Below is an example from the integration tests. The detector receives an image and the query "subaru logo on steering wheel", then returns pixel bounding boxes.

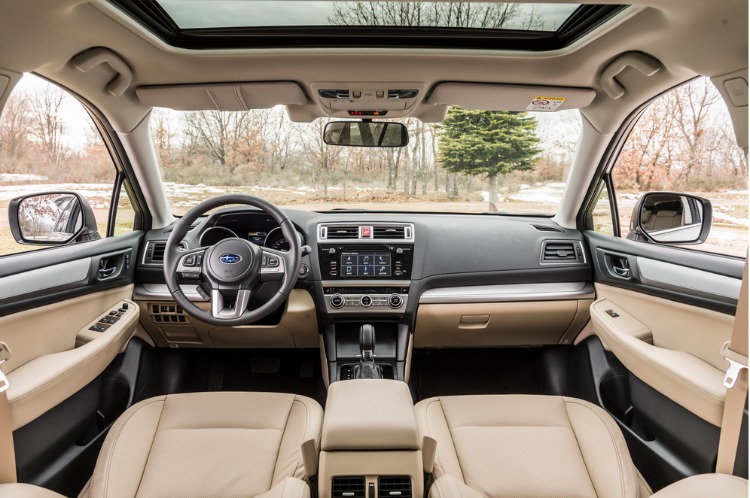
[219,253,242,264]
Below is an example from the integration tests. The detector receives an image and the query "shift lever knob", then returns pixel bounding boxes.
[360,324,375,361]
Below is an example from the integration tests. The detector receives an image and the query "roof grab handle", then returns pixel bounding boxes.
[71,47,133,97]
[600,52,662,100]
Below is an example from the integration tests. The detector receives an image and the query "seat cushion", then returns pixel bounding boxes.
[85,392,323,498]
[415,395,641,498]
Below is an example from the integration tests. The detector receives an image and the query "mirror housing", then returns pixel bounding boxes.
[627,192,712,244]
[8,192,101,245]
[323,121,408,147]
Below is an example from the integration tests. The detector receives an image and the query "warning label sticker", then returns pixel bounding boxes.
[525,96,567,112]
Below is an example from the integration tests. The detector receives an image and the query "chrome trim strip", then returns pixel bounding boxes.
[418,282,595,304]
[322,280,411,287]
[0,258,91,300]
[133,283,209,301]
[637,257,741,301]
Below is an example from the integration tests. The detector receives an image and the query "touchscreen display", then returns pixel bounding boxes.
[340,252,391,277]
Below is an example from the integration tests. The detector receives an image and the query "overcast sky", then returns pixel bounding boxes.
[159,1,578,30]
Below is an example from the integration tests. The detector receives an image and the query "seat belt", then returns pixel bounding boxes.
[0,341,16,483]
[717,258,748,475]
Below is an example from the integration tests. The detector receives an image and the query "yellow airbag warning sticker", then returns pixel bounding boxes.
[526,96,567,112]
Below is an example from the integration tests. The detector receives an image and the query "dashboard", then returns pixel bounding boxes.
[136,206,593,340]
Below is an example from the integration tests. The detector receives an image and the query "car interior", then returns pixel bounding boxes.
[0,0,748,497]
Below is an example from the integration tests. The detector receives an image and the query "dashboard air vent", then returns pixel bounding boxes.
[373,226,406,239]
[378,476,411,498]
[531,224,563,233]
[143,241,166,264]
[325,226,360,239]
[541,240,584,264]
[163,224,197,234]
[332,476,365,498]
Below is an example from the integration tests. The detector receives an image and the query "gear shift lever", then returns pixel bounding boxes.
[354,324,382,379]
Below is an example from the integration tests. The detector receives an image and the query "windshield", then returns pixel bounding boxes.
[152,107,581,215]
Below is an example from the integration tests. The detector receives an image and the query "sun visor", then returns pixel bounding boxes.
[426,83,596,111]
[136,82,307,111]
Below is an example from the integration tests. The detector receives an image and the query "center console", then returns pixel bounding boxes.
[317,223,415,383]
[319,379,425,498]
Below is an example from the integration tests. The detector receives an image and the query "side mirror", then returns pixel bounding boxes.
[8,192,100,245]
[323,121,408,147]
[627,192,712,244]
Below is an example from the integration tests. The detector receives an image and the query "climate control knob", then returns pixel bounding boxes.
[360,295,372,307]
[330,293,345,309]
[388,293,404,309]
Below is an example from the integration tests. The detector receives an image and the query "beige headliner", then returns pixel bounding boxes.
[0,0,746,135]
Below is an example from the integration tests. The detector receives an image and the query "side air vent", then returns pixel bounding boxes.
[325,226,360,239]
[143,241,166,265]
[373,226,406,239]
[541,240,585,264]
[378,476,412,498]
[332,476,365,498]
[531,224,564,233]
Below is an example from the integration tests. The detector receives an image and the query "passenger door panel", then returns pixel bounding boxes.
[583,230,746,488]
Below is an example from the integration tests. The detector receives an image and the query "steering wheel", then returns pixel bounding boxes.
[163,194,300,326]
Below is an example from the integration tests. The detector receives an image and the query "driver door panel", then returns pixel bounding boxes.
[0,232,142,430]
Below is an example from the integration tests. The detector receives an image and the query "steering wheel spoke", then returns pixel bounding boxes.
[210,287,252,320]
[176,247,209,280]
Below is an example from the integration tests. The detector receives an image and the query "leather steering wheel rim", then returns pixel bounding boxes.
[163,194,300,326]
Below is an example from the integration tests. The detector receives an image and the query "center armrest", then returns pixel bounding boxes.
[322,379,419,451]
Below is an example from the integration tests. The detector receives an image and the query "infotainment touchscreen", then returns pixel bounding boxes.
[340,252,391,277]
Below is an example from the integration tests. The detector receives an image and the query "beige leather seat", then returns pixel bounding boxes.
[78,391,324,498]
[415,395,647,498]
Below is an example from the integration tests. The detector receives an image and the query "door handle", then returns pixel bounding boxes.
[612,265,631,278]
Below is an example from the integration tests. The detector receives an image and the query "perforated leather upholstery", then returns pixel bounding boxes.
[83,392,323,498]
[416,395,644,498]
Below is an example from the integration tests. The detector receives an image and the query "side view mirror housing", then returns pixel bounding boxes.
[627,192,712,244]
[323,121,408,147]
[8,192,101,246]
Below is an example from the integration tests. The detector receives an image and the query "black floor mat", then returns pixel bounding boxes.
[411,348,568,401]
[157,348,327,407]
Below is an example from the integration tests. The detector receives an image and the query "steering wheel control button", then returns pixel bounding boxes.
[388,294,404,308]
[267,256,280,267]
[360,295,373,307]
[330,294,345,308]
[180,272,201,280]
[183,255,196,266]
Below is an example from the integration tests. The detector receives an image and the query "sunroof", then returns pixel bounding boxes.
[158,1,578,31]
[110,0,628,51]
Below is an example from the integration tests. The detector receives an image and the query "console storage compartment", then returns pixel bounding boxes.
[319,379,423,498]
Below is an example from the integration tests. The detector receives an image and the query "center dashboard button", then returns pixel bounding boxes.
[360,295,372,307]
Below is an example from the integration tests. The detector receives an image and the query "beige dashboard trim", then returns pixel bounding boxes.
[135,289,318,348]
[414,299,591,347]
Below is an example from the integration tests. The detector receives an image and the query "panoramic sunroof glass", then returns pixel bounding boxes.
[157,1,580,32]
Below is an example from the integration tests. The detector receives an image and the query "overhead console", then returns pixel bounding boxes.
[317,223,414,314]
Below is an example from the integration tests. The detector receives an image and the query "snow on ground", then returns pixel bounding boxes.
[713,211,750,227]
[0,174,49,182]
[0,183,113,205]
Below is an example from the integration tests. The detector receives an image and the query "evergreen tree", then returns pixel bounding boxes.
[439,108,540,208]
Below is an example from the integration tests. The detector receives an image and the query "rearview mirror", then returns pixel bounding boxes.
[8,192,101,245]
[323,121,408,147]
[627,192,712,244]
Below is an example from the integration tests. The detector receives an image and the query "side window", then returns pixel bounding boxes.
[0,74,124,256]
[591,182,615,236]
[611,77,748,257]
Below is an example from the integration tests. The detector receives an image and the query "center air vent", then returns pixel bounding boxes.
[373,226,405,239]
[541,240,585,264]
[332,476,365,498]
[318,223,414,243]
[378,476,411,498]
[324,226,360,239]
